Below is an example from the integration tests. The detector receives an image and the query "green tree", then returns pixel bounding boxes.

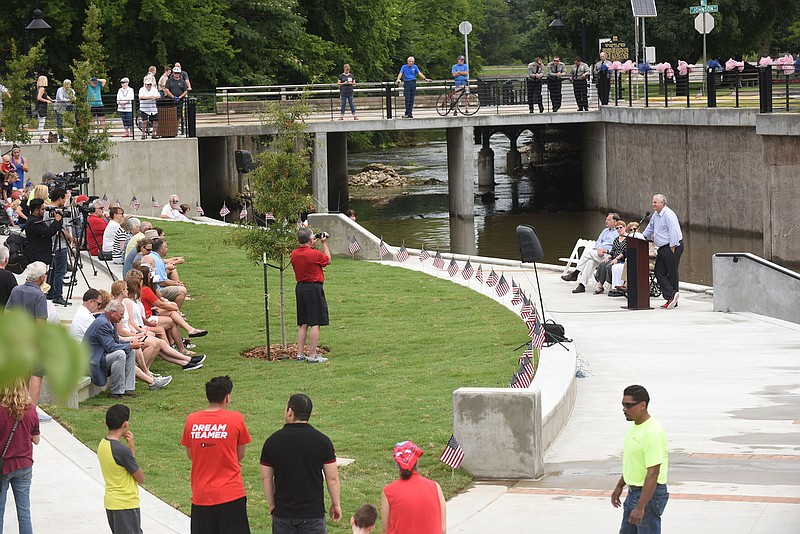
[0,310,87,400]
[232,96,315,348]
[0,43,44,144]
[56,3,113,173]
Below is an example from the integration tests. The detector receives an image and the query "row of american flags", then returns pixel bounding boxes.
[95,194,207,217]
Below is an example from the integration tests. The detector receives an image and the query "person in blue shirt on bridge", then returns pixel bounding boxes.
[643,194,683,309]
[395,57,430,119]
[452,55,469,88]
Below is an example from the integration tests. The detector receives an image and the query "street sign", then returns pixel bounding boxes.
[694,13,715,34]
[690,5,718,14]
[458,21,473,35]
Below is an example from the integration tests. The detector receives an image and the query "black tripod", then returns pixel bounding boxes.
[64,207,116,301]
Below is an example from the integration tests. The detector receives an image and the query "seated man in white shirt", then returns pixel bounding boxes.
[160,194,182,219]
[561,212,621,293]
[70,288,103,341]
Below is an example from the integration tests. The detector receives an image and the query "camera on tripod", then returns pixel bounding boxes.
[45,168,90,196]
[45,206,72,218]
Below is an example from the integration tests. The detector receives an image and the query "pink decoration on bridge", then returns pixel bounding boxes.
[620,60,635,72]
[758,56,773,67]
[774,54,795,75]
[610,61,623,71]
[725,58,745,72]
[677,60,695,76]
[655,62,674,79]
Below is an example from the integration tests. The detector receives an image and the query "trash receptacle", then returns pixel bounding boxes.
[157,99,178,138]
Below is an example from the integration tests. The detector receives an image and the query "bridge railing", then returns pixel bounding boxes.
[209,63,800,123]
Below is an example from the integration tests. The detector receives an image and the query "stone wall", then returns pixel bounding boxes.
[582,108,800,264]
[0,139,200,212]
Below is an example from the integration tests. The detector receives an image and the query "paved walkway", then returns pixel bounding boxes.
[391,260,800,533]
[3,247,799,532]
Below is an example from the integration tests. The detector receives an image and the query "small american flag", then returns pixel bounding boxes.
[476,265,483,283]
[447,257,458,277]
[239,204,248,219]
[530,319,546,350]
[195,202,204,216]
[496,275,510,296]
[419,247,431,262]
[379,238,389,259]
[462,259,474,280]
[511,281,522,305]
[513,362,533,387]
[433,251,444,270]
[520,354,535,377]
[486,269,498,287]
[129,195,140,211]
[348,236,361,255]
[520,346,534,363]
[113,199,121,208]
[151,196,160,208]
[395,245,409,262]
[265,212,275,221]
[101,194,109,209]
[510,374,526,389]
[439,435,464,469]
[219,202,230,217]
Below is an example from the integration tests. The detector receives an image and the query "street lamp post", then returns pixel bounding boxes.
[23,6,51,54]
[550,12,588,62]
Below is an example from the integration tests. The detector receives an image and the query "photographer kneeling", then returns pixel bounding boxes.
[26,193,74,306]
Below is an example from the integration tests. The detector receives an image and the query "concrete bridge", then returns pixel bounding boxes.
[4,103,799,265]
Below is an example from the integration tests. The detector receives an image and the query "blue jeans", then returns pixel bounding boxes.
[403,80,417,116]
[340,94,355,116]
[620,484,669,534]
[47,247,68,299]
[120,111,133,129]
[0,466,34,534]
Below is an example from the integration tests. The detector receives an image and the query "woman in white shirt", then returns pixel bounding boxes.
[55,79,75,142]
[102,207,124,260]
[116,77,134,138]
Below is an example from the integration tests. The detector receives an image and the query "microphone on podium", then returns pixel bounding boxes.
[631,212,650,236]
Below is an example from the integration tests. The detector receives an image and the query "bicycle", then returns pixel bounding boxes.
[436,84,481,116]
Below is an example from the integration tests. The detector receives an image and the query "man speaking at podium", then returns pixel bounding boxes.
[643,194,683,309]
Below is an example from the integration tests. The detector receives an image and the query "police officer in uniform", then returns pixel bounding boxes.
[571,57,591,111]
[546,56,566,112]
[526,57,545,113]
[594,51,613,105]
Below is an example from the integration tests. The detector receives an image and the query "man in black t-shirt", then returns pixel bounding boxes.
[164,67,189,133]
[0,246,18,306]
[260,394,342,533]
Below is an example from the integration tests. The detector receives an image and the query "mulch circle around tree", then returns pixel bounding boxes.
[243,344,330,362]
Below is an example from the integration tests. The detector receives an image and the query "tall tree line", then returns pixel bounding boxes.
[2,0,798,90]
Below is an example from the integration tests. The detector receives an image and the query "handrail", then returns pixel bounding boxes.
[714,253,800,281]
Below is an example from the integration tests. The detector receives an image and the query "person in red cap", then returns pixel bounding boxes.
[380,440,446,534]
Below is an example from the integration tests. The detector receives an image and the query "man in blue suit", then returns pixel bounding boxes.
[84,300,144,398]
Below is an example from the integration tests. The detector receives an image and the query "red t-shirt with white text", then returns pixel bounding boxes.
[181,409,252,505]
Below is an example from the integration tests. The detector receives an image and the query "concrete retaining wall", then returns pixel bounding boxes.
[453,388,544,479]
[583,108,800,265]
[713,253,800,325]
[0,139,201,213]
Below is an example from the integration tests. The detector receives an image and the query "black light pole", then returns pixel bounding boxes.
[23,5,51,54]
[579,19,587,62]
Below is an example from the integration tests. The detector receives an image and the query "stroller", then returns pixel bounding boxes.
[0,205,11,236]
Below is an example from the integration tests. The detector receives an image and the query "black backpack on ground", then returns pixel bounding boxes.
[5,233,28,274]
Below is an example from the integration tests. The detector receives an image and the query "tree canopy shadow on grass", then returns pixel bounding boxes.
[47,221,524,532]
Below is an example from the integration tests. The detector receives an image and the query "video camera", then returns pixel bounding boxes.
[314,232,330,239]
[45,168,90,196]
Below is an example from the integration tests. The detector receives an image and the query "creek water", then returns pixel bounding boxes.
[346,133,763,286]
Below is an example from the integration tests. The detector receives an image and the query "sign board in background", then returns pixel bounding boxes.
[601,36,630,62]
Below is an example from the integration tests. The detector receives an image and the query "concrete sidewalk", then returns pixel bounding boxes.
[389,259,800,533]
[3,250,798,533]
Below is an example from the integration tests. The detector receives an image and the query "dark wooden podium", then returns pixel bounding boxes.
[624,236,651,310]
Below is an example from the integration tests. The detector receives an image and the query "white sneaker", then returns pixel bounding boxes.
[149,375,173,390]
[295,355,307,362]
[306,355,329,363]
[36,407,52,423]
[667,292,679,308]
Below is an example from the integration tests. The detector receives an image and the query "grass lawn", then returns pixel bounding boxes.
[47,221,527,532]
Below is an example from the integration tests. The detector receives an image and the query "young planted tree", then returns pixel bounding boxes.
[233,95,315,349]
[0,43,44,144]
[56,2,113,173]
